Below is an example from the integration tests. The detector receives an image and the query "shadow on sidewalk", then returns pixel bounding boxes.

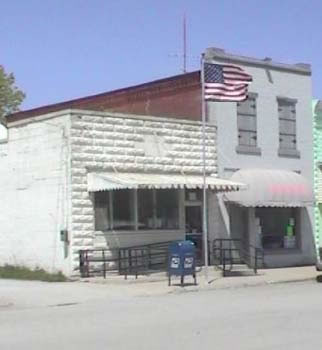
[222,271,258,277]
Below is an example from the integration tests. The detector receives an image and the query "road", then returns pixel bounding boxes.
[0,279,322,349]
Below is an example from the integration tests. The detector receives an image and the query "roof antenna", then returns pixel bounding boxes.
[183,12,187,73]
[168,12,190,73]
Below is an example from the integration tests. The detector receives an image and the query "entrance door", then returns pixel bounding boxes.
[241,208,251,265]
[229,205,249,262]
[185,205,203,261]
[241,207,250,252]
[230,205,249,247]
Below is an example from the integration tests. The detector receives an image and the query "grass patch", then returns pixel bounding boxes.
[0,265,67,282]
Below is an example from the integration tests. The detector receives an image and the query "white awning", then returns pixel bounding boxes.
[87,172,246,192]
[225,168,314,207]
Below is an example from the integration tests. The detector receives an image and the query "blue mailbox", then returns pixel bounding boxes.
[168,240,197,286]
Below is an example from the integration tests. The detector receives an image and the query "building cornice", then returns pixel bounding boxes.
[205,48,311,75]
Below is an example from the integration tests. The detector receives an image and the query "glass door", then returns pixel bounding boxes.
[185,189,203,261]
[185,205,203,261]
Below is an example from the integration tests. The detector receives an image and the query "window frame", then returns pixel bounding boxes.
[235,92,262,156]
[94,189,182,232]
[255,207,301,251]
[277,96,300,158]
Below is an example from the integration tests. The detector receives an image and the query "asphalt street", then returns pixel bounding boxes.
[1,279,322,349]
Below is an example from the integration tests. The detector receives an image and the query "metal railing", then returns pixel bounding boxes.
[212,238,264,276]
[79,238,265,279]
[79,240,176,279]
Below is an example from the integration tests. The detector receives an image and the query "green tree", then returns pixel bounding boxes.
[0,65,25,126]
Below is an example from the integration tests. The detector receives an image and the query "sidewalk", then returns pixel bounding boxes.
[84,265,319,297]
[0,266,319,310]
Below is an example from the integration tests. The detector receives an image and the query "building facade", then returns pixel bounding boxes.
[0,109,242,276]
[206,48,315,267]
[313,100,322,267]
[1,47,316,273]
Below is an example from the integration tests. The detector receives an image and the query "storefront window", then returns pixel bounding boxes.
[185,189,202,202]
[94,189,180,231]
[255,208,298,249]
[112,190,135,230]
[138,189,154,230]
[94,191,110,231]
[156,189,179,229]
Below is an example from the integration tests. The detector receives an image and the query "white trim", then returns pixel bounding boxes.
[87,172,246,192]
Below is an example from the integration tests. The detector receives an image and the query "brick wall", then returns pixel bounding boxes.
[313,100,322,253]
[106,85,201,121]
[8,72,202,123]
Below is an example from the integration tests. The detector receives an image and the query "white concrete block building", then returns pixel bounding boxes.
[0,109,242,276]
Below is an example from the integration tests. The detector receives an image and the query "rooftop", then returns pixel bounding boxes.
[6,47,312,124]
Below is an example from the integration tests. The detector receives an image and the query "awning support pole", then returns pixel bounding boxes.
[201,54,209,284]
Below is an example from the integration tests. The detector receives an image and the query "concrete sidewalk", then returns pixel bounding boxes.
[0,266,319,310]
[85,265,319,296]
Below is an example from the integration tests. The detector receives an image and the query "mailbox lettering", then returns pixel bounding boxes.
[171,257,180,268]
[184,257,194,268]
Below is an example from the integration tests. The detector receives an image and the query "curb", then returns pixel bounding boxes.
[125,275,318,298]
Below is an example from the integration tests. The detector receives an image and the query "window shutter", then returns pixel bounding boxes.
[237,95,257,147]
[278,99,297,150]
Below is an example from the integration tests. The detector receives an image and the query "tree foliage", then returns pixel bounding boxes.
[0,65,25,126]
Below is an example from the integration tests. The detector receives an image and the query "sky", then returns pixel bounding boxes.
[0,1,321,120]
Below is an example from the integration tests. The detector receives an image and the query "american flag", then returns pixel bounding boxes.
[203,62,252,102]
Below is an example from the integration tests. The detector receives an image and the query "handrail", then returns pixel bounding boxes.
[79,240,177,279]
[212,238,265,276]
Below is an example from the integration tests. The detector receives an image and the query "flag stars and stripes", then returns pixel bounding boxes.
[203,63,252,102]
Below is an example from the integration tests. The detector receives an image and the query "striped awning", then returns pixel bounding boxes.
[225,168,314,207]
[87,172,246,192]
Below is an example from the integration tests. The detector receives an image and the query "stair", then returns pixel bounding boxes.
[212,238,264,277]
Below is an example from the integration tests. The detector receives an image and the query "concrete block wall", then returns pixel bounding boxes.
[0,109,218,275]
[0,115,71,274]
[313,100,322,253]
[69,110,217,271]
[0,125,7,139]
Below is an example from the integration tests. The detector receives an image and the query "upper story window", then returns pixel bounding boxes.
[277,97,300,158]
[236,92,261,155]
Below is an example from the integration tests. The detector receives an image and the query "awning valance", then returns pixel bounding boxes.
[87,172,246,192]
[225,168,314,207]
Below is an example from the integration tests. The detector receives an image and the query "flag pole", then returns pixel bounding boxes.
[200,53,209,284]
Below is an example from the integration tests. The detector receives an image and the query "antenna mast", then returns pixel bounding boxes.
[183,13,187,73]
